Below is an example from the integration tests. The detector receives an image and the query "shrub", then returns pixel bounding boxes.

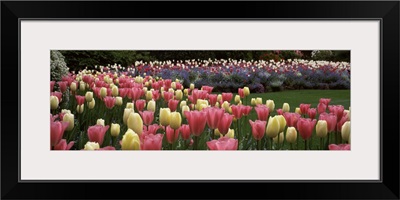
[50,50,69,82]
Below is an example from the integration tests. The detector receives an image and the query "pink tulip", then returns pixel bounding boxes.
[337,113,349,132]
[152,90,160,100]
[119,88,128,98]
[163,79,172,90]
[317,103,327,114]
[57,81,68,93]
[204,107,225,129]
[139,111,154,126]
[141,134,164,150]
[135,99,146,111]
[54,139,74,150]
[249,120,266,140]
[180,125,191,140]
[276,109,283,115]
[50,81,55,92]
[300,104,311,115]
[217,113,234,135]
[242,106,252,116]
[238,88,245,98]
[51,91,63,102]
[207,137,238,150]
[50,114,58,122]
[87,125,110,146]
[231,105,245,120]
[184,110,207,136]
[168,99,179,112]
[255,105,269,121]
[166,125,180,144]
[319,112,337,132]
[104,96,116,109]
[328,144,351,150]
[208,94,218,106]
[308,108,317,119]
[146,124,161,135]
[319,98,331,106]
[75,95,85,105]
[222,93,233,102]
[297,118,316,140]
[192,89,208,103]
[201,86,213,94]
[328,105,345,122]
[51,121,69,146]
[131,88,142,101]
[163,91,174,103]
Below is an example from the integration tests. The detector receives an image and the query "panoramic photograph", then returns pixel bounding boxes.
[50,50,351,151]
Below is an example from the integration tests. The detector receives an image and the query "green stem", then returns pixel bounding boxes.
[270,138,273,150]
[290,143,293,150]
[304,139,307,150]
[193,136,199,150]
[257,139,262,150]
[320,137,323,150]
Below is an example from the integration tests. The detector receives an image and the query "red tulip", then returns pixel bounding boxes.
[319,112,337,132]
[217,113,234,135]
[297,118,316,140]
[184,110,207,136]
[208,94,218,106]
[308,108,317,119]
[50,81,55,92]
[319,98,331,106]
[104,96,116,109]
[242,106,252,116]
[249,120,266,140]
[328,144,350,150]
[222,93,233,102]
[75,95,85,106]
[139,111,154,126]
[168,99,179,112]
[276,109,283,115]
[255,105,269,121]
[50,121,69,146]
[141,134,164,150]
[207,137,238,150]
[299,104,311,115]
[317,103,327,114]
[54,139,74,150]
[328,105,344,122]
[238,88,245,98]
[204,107,225,129]
[180,125,191,140]
[87,125,110,146]
[166,125,180,144]
[57,81,68,93]
[135,99,146,111]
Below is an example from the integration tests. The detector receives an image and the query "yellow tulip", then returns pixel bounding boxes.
[181,105,190,118]
[76,104,84,114]
[111,86,118,97]
[234,95,241,104]
[295,107,301,114]
[147,100,156,112]
[266,100,275,112]
[126,102,134,109]
[84,142,100,150]
[63,113,74,131]
[115,97,123,106]
[85,91,93,102]
[225,128,235,139]
[145,91,153,101]
[80,81,86,91]
[121,129,141,150]
[222,101,230,112]
[214,128,221,137]
[50,96,59,110]
[266,116,280,138]
[282,103,290,113]
[255,97,262,105]
[273,132,284,144]
[100,87,107,98]
[275,115,287,133]
[341,121,351,142]
[97,119,105,126]
[316,120,328,138]
[190,83,194,90]
[286,127,297,143]
[70,82,77,92]
[159,108,171,126]
[170,112,182,130]
[88,99,95,109]
[171,82,176,90]
[243,87,250,96]
[251,98,256,106]
[217,94,222,102]
[127,113,143,135]
[123,108,134,125]
[180,100,187,110]
[175,89,183,100]
[111,123,120,137]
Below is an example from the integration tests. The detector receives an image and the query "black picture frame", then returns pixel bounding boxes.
[1,1,399,199]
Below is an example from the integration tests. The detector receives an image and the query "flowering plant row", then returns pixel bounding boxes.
[50,68,350,151]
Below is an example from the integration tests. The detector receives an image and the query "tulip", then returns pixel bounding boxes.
[266,100,275,112]
[166,125,180,145]
[299,104,311,115]
[319,98,331,106]
[84,142,100,150]
[85,91,93,102]
[51,91,63,102]
[168,99,179,112]
[222,93,233,102]
[317,103,326,114]
[127,113,143,135]
[76,104,84,114]
[70,82,77,92]
[328,105,345,122]
[244,87,250,97]
[242,106,252,116]
[337,113,349,133]
[50,96,59,110]
[131,88,143,101]
[159,108,171,126]
[255,97,262,105]
[139,111,154,126]
[169,112,182,130]
[234,95,241,104]
[204,107,224,130]
[255,105,269,121]
[96,118,105,126]
[276,109,283,115]
[282,103,290,113]
[147,100,156,112]
[50,121,69,146]
[214,128,221,137]
[316,120,328,138]
[308,108,317,119]
[266,116,280,138]
[111,123,120,137]
[273,132,284,144]
[216,113,234,136]
[142,133,163,150]
[180,124,191,140]
[207,137,238,150]
[275,115,287,133]
[225,129,235,139]
[231,105,245,120]
[100,87,107,98]
[319,112,337,132]
[181,105,190,118]
[180,100,187,110]
[184,110,207,136]
[115,97,123,106]
[111,86,118,97]
[184,88,189,96]
[63,113,74,131]
[190,83,195,90]
[135,99,146,111]
[57,81,68,93]
[286,127,297,144]
[238,88,245,98]
[249,120,266,140]
[328,144,350,150]
[88,99,95,109]
[251,98,256,106]
[295,107,301,114]
[87,125,109,146]
[175,89,183,100]
[145,91,153,101]
[54,139,74,150]
[121,129,140,150]
[217,94,222,102]
[126,102,134,109]
[341,121,350,142]
[104,96,116,109]
[123,108,134,125]
[297,118,317,141]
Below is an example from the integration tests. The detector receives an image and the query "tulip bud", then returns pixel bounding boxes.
[80,81,86,91]
[234,95,241,104]
[121,129,140,150]
[273,132,284,144]
[126,102,134,109]
[243,87,250,96]
[295,107,301,114]
[286,127,297,143]
[63,113,74,131]
[175,89,183,100]
[100,87,107,98]
[111,123,120,137]
[217,94,222,102]
[145,91,153,101]
[266,116,280,138]
[282,103,290,113]
[111,86,118,97]
[316,120,328,138]
[341,121,350,142]
[115,97,123,106]
[255,97,262,105]
[70,82,77,92]
[159,108,171,126]
[84,142,100,150]
[85,91,93,102]
[97,118,105,126]
[123,108,134,125]
[181,105,190,118]
[275,115,287,133]
[190,83,194,90]
[88,99,95,109]
[169,112,182,130]
[266,100,275,112]
[127,113,143,135]
[50,96,59,110]
[76,104,84,114]
[251,98,256,106]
